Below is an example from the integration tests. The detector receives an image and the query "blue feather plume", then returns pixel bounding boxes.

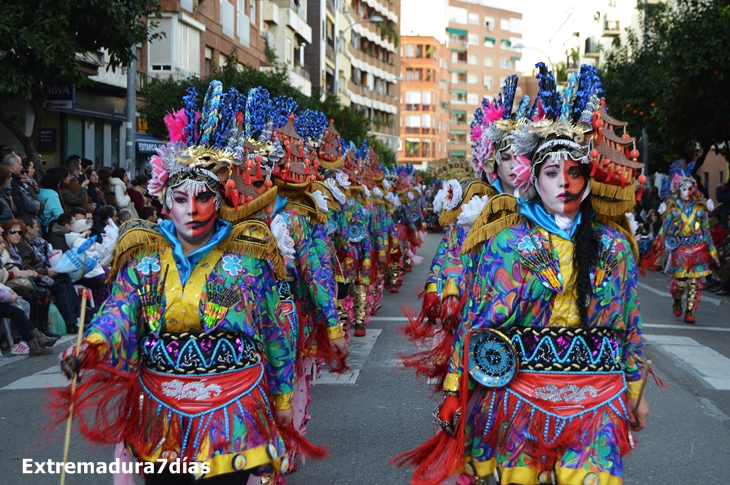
[183,87,198,147]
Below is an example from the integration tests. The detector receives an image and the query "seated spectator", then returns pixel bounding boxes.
[98,168,116,207]
[17,215,80,335]
[56,167,88,212]
[110,168,138,218]
[48,213,75,252]
[0,148,36,217]
[129,173,151,212]
[66,158,94,211]
[65,219,102,254]
[0,166,15,224]
[0,283,55,355]
[80,158,94,179]
[118,209,133,224]
[85,168,107,209]
[20,158,43,215]
[139,206,158,222]
[92,206,117,240]
[38,174,64,233]
[69,207,87,222]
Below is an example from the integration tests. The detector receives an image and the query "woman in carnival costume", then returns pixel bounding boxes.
[642,161,720,324]
[366,151,394,316]
[394,64,653,485]
[52,81,331,484]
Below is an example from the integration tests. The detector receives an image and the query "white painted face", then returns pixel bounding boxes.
[496,148,516,195]
[536,158,588,219]
[679,184,691,202]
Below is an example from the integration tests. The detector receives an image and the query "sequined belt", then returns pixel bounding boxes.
[142,331,263,374]
[506,326,621,373]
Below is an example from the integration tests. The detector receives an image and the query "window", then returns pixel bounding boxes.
[405,44,414,58]
[178,22,201,75]
[422,91,432,106]
[484,16,495,31]
[500,18,510,31]
[422,139,432,157]
[500,57,511,69]
[468,34,478,45]
[483,75,493,89]
[484,56,493,67]
[500,39,511,50]
[415,45,423,57]
[250,0,256,24]
[451,91,466,103]
[414,69,422,81]
[468,53,478,65]
[451,112,467,124]
[405,90,421,110]
[467,74,477,84]
[422,114,431,128]
[468,13,479,25]
[467,93,479,105]
[405,138,421,157]
[286,38,293,65]
[509,18,522,34]
[235,0,250,47]
[484,37,495,48]
[352,32,360,49]
[447,6,467,24]
[204,47,213,77]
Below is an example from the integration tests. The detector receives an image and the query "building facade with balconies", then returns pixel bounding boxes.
[444,0,522,160]
[397,36,450,170]
[261,0,313,95]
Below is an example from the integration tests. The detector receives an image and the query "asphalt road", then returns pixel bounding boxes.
[1,232,729,484]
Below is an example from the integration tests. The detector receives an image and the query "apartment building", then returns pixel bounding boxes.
[444,0,522,160]
[306,0,401,152]
[397,36,451,170]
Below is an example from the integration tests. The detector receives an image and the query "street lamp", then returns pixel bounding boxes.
[512,44,554,72]
[333,15,383,96]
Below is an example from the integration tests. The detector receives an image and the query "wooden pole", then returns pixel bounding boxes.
[60,291,88,485]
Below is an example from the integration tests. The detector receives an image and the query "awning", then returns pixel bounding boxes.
[450,47,465,53]
[446,27,467,36]
[484,36,495,44]
[451,68,467,74]
[510,56,521,61]
[450,150,466,157]
[501,39,512,47]
[136,133,167,154]
[451,89,466,95]
[451,109,466,115]
[450,130,466,135]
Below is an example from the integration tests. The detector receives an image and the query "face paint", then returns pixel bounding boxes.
[537,158,587,218]
[170,189,218,242]
[679,184,691,202]
[496,149,516,195]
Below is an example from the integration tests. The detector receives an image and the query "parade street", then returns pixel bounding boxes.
[0,232,729,484]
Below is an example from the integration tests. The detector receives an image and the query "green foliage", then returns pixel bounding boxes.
[140,59,378,155]
[601,0,730,173]
[369,137,396,169]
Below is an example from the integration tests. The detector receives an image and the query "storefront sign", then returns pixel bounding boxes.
[45,83,75,109]
[430,158,472,179]
[40,128,56,145]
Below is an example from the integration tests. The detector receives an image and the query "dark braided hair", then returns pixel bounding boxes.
[572,164,599,326]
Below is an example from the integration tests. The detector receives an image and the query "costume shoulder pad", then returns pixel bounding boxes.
[108,220,170,282]
[462,194,523,254]
[223,219,287,280]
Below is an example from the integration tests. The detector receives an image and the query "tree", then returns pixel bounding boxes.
[0,0,162,170]
[601,0,730,174]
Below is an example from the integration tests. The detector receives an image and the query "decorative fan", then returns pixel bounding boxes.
[468,329,519,388]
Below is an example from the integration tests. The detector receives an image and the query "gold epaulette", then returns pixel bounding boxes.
[107,220,170,282]
[595,214,640,262]
[222,219,287,280]
[590,180,636,216]
[287,192,328,225]
[311,181,341,212]
[438,181,497,227]
[461,194,523,254]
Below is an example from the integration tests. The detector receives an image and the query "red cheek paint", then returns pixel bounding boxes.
[562,160,587,214]
[190,198,217,237]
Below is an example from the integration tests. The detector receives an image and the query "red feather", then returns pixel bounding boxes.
[164,109,189,143]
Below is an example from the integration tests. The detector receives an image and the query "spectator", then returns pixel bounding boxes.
[129,173,151,212]
[632,205,645,225]
[0,284,54,355]
[65,219,101,254]
[93,206,117,239]
[48,213,75,252]
[38,174,64,233]
[717,182,730,229]
[139,206,158,222]
[60,162,93,212]
[20,158,43,214]
[80,158,94,178]
[0,166,15,224]
[98,168,116,207]
[118,209,133,224]
[694,174,710,199]
[85,168,107,208]
[110,168,139,218]
[17,215,80,334]
[69,207,87,222]
[0,149,32,216]
[86,210,94,225]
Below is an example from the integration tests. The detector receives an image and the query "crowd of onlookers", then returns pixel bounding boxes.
[0,147,159,357]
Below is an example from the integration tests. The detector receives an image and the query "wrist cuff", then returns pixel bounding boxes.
[273,392,293,410]
[626,380,642,399]
[328,324,346,340]
[444,373,460,393]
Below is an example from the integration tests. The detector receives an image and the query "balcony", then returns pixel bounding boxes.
[264,1,312,43]
[347,80,399,114]
[603,20,620,37]
[326,42,335,61]
[404,127,437,135]
[584,37,600,58]
[348,44,398,78]
[326,0,336,14]
[404,103,435,112]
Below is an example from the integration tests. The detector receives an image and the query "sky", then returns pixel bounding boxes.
[400,0,578,73]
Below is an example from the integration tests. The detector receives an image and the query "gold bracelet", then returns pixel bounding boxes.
[328,325,346,340]
[273,392,293,410]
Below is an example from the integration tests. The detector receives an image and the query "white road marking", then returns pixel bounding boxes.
[644,323,730,333]
[643,335,730,390]
[638,281,722,306]
[369,316,409,322]
[1,365,69,390]
[317,329,381,385]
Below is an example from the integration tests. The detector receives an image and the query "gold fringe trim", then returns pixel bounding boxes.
[302,192,329,225]
[311,181,341,211]
[218,187,278,223]
[462,194,523,254]
[596,214,640,262]
[591,179,636,202]
[349,185,365,194]
[107,225,171,283]
[438,182,497,227]
[221,219,287,280]
[590,194,635,217]
[319,159,344,170]
[284,192,329,226]
[273,177,312,192]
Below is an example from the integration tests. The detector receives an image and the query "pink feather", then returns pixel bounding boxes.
[532,99,546,121]
[484,99,505,123]
[164,109,189,143]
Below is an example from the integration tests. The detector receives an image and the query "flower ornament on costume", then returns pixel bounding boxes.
[311,190,329,213]
[442,179,463,211]
[385,192,396,205]
[456,194,489,227]
[363,185,371,198]
[382,178,392,190]
[270,213,296,260]
[324,177,347,205]
[336,170,351,188]
[373,186,383,198]
[407,191,415,202]
[432,186,448,214]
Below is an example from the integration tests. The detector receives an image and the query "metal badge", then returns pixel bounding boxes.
[467,329,519,388]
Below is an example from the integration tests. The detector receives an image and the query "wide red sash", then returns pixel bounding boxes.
[508,371,626,418]
[139,363,264,416]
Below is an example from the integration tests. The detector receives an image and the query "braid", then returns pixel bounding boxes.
[573,196,599,326]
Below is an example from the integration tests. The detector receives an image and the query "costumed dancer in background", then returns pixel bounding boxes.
[53,80,320,484]
[643,161,719,324]
[394,64,655,485]
[248,91,348,476]
[384,170,405,293]
[366,149,392,316]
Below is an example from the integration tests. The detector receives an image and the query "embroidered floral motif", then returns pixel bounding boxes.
[221,254,244,277]
[535,383,598,403]
[138,256,161,276]
[161,380,223,401]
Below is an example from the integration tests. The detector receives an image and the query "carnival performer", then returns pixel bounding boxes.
[369,157,393,315]
[644,161,720,323]
[384,171,405,293]
[394,64,651,485]
[52,80,319,484]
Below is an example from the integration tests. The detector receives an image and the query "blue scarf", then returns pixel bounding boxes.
[491,178,503,195]
[273,194,289,216]
[516,198,582,240]
[158,218,232,286]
